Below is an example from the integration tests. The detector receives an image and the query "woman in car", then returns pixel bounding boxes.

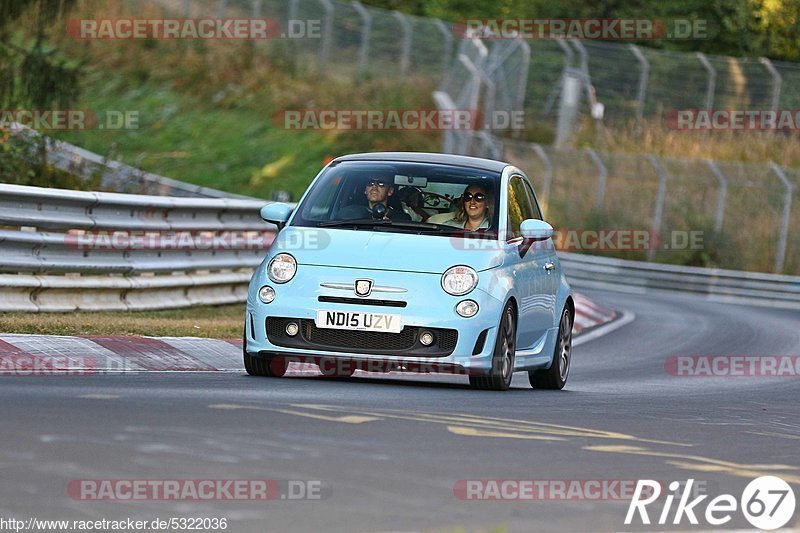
[444,184,493,231]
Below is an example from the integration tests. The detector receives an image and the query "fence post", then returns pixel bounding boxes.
[251,0,262,18]
[647,155,669,261]
[554,68,582,148]
[628,44,649,130]
[182,0,190,17]
[531,143,553,214]
[393,11,413,76]
[351,1,372,74]
[770,162,794,274]
[544,39,575,115]
[433,19,454,76]
[585,148,607,210]
[695,52,716,110]
[706,161,728,234]
[288,0,298,24]
[216,0,227,18]
[317,0,334,74]
[759,57,783,110]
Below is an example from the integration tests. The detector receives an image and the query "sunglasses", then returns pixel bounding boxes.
[367,180,389,188]
[463,192,486,202]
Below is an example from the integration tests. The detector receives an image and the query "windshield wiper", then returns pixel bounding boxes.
[317,219,446,232]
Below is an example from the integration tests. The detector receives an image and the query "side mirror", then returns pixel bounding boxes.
[520,219,553,240]
[260,203,293,229]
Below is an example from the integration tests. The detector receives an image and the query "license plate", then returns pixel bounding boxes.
[315,310,402,333]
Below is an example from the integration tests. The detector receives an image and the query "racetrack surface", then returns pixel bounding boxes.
[1,289,798,532]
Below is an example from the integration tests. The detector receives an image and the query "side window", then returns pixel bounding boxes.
[522,180,543,220]
[507,176,536,239]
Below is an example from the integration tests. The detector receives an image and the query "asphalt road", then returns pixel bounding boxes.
[1,288,799,533]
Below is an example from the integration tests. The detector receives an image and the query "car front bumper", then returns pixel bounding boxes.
[245,264,507,374]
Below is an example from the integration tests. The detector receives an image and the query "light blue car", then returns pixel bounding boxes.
[244,153,573,391]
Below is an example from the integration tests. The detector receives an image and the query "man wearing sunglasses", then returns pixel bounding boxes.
[363,176,411,220]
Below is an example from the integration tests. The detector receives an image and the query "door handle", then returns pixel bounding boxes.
[544,261,556,272]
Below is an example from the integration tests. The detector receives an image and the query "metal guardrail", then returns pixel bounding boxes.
[560,252,800,310]
[0,183,272,312]
[1,183,798,312]
[10,122,252,199]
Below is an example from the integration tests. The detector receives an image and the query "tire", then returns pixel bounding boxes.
[529,306,572,390]
[469,302,516,391]
[243,333,287,377]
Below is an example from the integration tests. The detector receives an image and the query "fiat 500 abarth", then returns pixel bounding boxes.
[244,152,573,391]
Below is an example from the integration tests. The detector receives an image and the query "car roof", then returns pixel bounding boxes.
[333,152,511,174]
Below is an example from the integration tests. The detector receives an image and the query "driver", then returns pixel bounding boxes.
[364,176,411,220]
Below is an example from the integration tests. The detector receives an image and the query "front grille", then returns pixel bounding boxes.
[318,296,407,308]
[266,317,457,356]
[303,321,417,350]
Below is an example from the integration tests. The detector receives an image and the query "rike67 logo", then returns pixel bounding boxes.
[625,476,796,530]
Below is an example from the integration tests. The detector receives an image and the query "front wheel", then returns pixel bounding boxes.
[529,306,572,390]
[470,302,516,391]
[243,334,287,377]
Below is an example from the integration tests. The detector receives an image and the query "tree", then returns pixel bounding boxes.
[0,0,80,110]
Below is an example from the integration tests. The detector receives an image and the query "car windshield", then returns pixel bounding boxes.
[290,161,501,238]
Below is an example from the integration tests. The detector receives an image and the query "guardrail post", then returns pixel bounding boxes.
[531,143,553,214]
[393,11,412,76]
[317,0,334,74]
[647,155,669,261]
[351,1,372,74]
[770,162,794,274]
[585,148,607,210]
[433,19,454,75]
[696,52,716,110]
[629,44,649,130]
[706,161,728,234]
[759,57,783,110]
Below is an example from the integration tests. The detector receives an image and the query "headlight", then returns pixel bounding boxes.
[258,286,275,304]
[441,265,478,296]
[456,299,479,317]
[267,253,297,283]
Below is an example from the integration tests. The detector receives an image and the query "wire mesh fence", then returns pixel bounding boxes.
[135,0,800,274]
[502,137,798,274]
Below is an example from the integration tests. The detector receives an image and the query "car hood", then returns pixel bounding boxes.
[271,227,504,274]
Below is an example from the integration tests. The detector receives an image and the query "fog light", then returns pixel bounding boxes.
[420,331,434,346]
[259,286,275,304]
[456,299,479,318]
[286,322,299,336]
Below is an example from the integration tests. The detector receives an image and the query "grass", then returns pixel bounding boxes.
[39,0,440,200]
[0,304,244,338]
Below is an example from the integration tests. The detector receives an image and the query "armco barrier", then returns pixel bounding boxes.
[0,183,270,312]
[560,252,800,310]
[1,183,798,312]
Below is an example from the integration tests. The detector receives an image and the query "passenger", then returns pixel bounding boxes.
[444,184,492,231]
[396,187,430,222]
